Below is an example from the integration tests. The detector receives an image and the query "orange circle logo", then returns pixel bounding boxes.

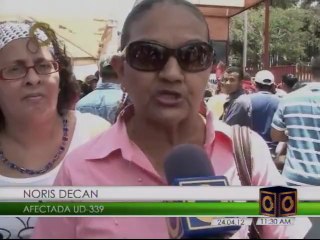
[282,196,295,212]
[262,196,274,212]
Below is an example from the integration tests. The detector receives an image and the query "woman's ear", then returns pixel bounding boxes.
[111,54,125,85]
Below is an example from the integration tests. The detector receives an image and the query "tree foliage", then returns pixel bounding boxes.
[271,0,299,9]
[301,0,320,9]
[230,4,320,67]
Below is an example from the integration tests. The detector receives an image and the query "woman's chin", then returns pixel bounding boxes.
[148,108,190,125]
[20,106,56,119]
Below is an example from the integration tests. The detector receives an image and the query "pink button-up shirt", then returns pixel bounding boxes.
[33,109,311,239]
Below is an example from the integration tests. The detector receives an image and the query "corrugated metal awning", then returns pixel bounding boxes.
[187,0,264,18]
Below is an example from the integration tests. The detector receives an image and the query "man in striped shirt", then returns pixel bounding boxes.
[271,56,320,186]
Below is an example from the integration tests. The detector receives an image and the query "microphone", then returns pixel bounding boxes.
[164,144,240,239]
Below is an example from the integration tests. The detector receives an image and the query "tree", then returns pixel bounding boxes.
[303,8,320,57]
[230,6,320,67]
[270,0,320,9]
[269,8,309,65]
[271,0,299,9]
[230,9,264,67]
[301,0,320,9]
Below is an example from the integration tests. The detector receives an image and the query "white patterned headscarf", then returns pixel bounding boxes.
[0,22,52,51]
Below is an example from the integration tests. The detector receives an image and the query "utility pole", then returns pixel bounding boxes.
[263,0,270,69]
[243,10,248,73]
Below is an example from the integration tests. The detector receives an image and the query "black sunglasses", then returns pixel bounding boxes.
[123,41,214,73]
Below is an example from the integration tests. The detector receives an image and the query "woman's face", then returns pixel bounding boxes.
[114,3,212,125]
[0,38,60,121]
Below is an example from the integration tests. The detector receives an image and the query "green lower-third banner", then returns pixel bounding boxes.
[0,202,319,216]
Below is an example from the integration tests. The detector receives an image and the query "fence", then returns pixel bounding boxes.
[245,65,312,84]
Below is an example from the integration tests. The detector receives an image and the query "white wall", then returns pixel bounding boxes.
[73,64,98,81]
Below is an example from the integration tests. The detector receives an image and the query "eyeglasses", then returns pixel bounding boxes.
[123,41,214,73]
[0,61,59,80]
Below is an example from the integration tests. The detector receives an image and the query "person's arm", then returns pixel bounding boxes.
[274,142,287,171]
[250,132,311,239]
[271,128,288,142]
[271,101,288,142]
[32,164,76,239]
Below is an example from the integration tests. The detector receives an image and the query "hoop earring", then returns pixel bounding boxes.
[121,85,127,92]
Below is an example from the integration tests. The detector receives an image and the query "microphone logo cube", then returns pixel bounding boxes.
[259,186,297,217]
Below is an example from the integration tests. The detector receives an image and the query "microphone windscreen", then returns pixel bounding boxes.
[164,144,214,185]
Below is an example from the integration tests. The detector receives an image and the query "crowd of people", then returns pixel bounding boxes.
[0,0,319,239]
[205,64,319,186]
[76,56,123,123]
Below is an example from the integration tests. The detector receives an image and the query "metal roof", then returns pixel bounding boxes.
[188,0,265,18]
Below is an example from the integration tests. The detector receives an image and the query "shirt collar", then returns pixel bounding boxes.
[258,91,273,95]
[84,105,232,162]
[228,89,245,101]
[96,82,121,90]
[308,82,320,89]
[82,106,135,161]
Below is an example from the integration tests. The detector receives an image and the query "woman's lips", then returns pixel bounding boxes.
[155,90,183,107]
[23,93,45,102]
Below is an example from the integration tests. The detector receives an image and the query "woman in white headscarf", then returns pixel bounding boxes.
[0,21,110,239]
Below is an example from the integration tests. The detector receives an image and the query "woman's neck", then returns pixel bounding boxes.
[128,112,206,150]
[127,112,206,178]
[1,112,63,148]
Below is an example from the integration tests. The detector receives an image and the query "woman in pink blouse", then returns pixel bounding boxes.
[34,0,311,238]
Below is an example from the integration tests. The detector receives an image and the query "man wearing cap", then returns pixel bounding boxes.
[84,74,99,93]
[76,56,123,123]
[250,70,280,156]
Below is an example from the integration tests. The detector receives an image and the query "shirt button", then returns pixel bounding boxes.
[138,178,143,183]
[114,220,119,226]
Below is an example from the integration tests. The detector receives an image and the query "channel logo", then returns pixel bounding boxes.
[260,186,297,217]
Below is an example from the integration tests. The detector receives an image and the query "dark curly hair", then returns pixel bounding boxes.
[0,21,77,130]
[282,74,298,89]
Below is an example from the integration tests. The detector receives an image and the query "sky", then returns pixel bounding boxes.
[0,0,135,29]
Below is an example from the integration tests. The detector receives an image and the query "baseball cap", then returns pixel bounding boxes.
[255,70,275,86]
[99,53,118,79]
[84,75,98,84]
[99,54,114,70]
